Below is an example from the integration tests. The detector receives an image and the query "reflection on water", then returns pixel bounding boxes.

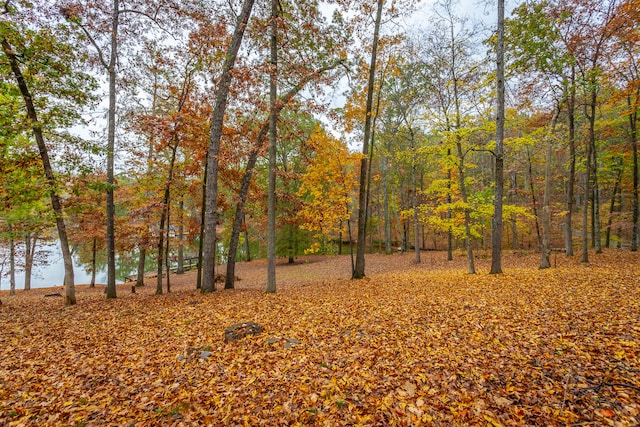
[2,241,157,290]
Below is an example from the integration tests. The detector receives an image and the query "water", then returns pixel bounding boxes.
[1,241,126,290]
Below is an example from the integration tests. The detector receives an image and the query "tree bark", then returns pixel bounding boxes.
[457,142,476,274]
[176,199,184,274]
[581,127,592,264]
[201,0,255,293]
[157,133,181,294]
[266,0,278,294]
[565,69,576,256]
[629,92,638,251]
[447,150,453,261]
[91,237,97,288]
[540,108,559,269]
[490,0,505,274]
[605,163,622,248]
[224,61,343,289]
[24,231,37,291]
[104,0,119,299]
[354,0,384,279]
[526,147,542,248]
[9,224,15,296]
[2,38,76,304]
[383,155,392,255]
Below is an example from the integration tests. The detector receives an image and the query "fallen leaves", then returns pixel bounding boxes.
[0,250,638,426]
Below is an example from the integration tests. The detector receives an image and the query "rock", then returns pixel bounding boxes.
[224,322,263,341]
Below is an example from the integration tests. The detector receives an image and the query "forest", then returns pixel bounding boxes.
[1,1,639,425]
[0,0,638,302]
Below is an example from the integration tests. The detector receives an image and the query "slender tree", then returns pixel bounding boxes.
[201,0,255,293]
[490,0,505,274]
[353,0,384,279]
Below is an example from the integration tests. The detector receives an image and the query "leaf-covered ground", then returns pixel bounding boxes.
[1,250,639,426]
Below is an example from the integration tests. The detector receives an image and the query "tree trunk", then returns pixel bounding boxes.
[629,92,638,251]
[457,143,476,274]
[165,205,171,293]
[447,151,453,261]
[157,141,179,295]
[510,172,518,250]
[135,247,145,287]
[354,0,384,279]
[105,0,119,300]
[411,149,420,264]
[581,129,592,264]
[605,164,622,248]
[527,146,542,248]
[9,225,15,296]
[2,38,76,304]
[197,162,206,290]
[243,213,251,261]
[91,237,97,288]
[24,231,37,291]
[593,143,602,253]
[176,199,184,274]
[565,69,576,256]
[540,108,559,269]
[587,79,601,255]
[490,0,505,274]
[224,62,343,289]
[266,0,278,294]
[383,156,392,255]
[202,0,255,293]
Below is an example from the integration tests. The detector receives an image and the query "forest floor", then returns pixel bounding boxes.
[1,249,639,426]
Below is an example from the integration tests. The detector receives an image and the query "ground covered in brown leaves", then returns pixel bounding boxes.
[1,250,639,426]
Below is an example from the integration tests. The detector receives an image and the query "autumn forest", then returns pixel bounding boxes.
[1,0,639,425]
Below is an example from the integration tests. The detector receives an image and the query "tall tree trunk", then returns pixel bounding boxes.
[201,0,255,293]
[411,140,420,263]
[587,79,602,255]
[629,92,638,251]
[9,224,15,296]
[447,150,453,261]
[136,247,145,287]
[176,199,184,274]
[383,155,392,255]
[354,0,384,279]
[24,231,37,291]
[490,0,505,274]
[224,62,343,289]
[2,39,76,304]
[457,143,476,274]
[266,0,278,294]
[565,70,576,256]
[136,77,159,287]
[540,108,559,269]
[157,142,179,295]
[197,162,207,290]
[593,144,602,253]
[91,237,97,288]
[165,204,171,293]
[105,0,119,300]
[526,147,542,248]
[243,213,251,261]
[605,163,622,248]
[510,172,518,250]
[581,130,592,264]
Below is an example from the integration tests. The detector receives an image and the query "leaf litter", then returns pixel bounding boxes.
[0,250,638,426]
